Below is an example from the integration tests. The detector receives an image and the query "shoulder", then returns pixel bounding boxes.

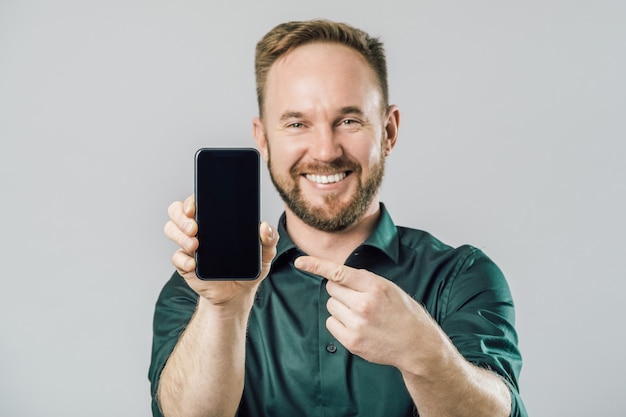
[395,226,480,266]
[394,226,510,303]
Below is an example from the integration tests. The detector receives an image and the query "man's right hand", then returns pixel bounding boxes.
[163,194,279,306]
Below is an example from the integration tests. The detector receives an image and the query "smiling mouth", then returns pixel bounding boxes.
[304,172,349,184]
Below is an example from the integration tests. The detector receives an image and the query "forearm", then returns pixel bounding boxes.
[157,295,254,417]
[401,334,511,417]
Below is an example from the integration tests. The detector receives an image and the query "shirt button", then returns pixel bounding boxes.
[326,343,337,354]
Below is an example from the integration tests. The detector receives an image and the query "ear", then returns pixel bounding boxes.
[383,105,400,156]
[252,117,269,162]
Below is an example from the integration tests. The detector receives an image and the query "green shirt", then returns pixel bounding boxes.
[149,204,527,416]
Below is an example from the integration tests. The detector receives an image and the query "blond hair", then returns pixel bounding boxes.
[254,19,389,116]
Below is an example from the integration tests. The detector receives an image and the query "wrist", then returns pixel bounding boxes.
[197,290,256,320]
[400,326,464,381]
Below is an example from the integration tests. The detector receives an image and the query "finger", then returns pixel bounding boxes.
[326,296,352,325]
[326,315,348,342]
[183,194,196,217]
[172,248,196,274]
[326,280,359,306]
[259,221,279,265]
[163,220,199,254]
[294,256,346,282]
[294,256,368,291]
[167,199,197,237]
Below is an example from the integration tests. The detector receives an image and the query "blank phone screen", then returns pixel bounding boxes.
[194,148,261,280]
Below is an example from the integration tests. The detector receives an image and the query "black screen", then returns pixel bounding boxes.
[194,148,260,279]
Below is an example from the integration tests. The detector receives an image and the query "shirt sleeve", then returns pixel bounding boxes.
[148,272,199,417]
[438,246,528,417]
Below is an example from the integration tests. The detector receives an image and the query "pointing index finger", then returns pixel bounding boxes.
[294,256,366,290]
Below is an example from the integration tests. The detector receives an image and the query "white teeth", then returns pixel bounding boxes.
[305,172,347,184]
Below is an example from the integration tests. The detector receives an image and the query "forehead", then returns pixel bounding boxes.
[276,41,369,71]
[263,42,382,114]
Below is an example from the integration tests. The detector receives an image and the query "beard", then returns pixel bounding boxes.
[268,143,386,233]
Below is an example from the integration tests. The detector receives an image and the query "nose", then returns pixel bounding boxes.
[309,125,343,162]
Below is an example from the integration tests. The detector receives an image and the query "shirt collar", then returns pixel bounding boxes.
[274,203,400,264]
[360,203,400,264]
[275,213,298,258]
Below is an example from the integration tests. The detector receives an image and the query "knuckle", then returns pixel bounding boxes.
[163,220,171,236]
[326,297,337,314]
[330,265,346,282]
[164,220,180,241]
[167,201,180,217]
[172,250,194,272]
[164,221,184,246]
[171,250,182,269]
[185,220,198,237]
[370,281,386,296]
[354,299,372,316]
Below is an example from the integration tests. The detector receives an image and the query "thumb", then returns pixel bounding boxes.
[260,221,279,268]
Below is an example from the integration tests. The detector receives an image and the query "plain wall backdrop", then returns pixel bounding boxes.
[1,1,624,416]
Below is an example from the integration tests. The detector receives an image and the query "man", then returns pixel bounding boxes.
[150,19,527,417]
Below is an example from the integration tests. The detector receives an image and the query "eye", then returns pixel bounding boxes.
[338,118,362,130]
[288,122,305,129]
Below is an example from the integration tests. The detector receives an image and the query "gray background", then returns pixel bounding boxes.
[1,1,624,416]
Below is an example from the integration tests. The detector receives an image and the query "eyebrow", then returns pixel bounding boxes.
[279,111,304,122]
[279,106,365,121]
[339,106,365,117]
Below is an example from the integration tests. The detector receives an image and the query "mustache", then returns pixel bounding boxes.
[290,157,362,176]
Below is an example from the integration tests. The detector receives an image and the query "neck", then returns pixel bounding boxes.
[284,201,381,264]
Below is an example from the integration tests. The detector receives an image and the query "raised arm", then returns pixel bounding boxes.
[156,195,278,417]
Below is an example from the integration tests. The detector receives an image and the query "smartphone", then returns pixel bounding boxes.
[194,148,261,280]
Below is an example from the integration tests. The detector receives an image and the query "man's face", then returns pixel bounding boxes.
[254,42,396,232]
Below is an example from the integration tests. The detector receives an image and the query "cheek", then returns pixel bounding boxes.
[369,146,383,164]
[269,138,308,167]
[360,138,385,168]
[268,148,298,180]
